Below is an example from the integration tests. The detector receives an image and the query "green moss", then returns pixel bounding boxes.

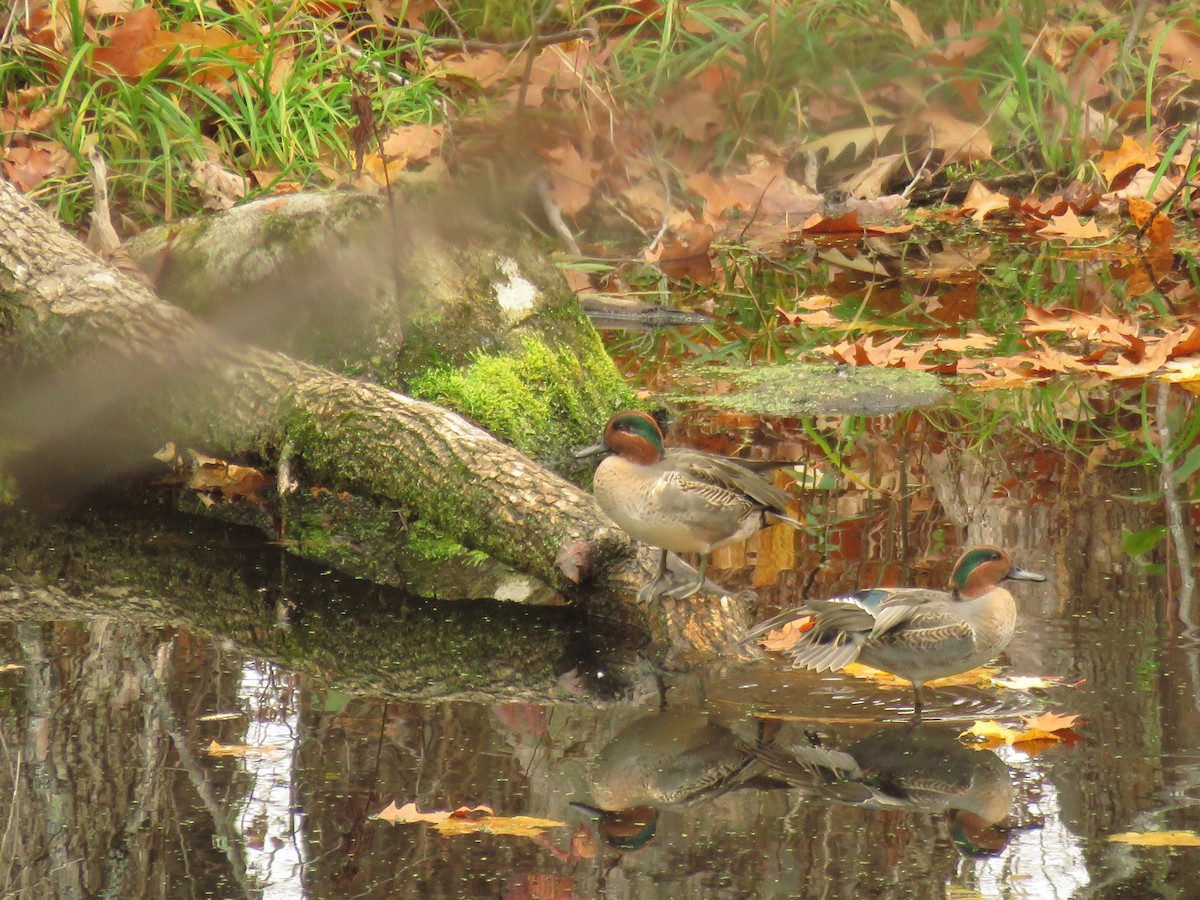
[408,333,634,464]
[405,520,489,566]
[667,363,948,416]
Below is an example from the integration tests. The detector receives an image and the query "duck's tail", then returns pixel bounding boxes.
[765,510,804,531]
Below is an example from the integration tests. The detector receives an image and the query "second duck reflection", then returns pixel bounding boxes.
[572,708,1015,857]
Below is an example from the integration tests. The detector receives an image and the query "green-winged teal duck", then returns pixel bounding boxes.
[746,546,1046,714]
[576,410,801,602]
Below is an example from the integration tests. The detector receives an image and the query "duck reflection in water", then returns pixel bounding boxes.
[754,723,1017,855]
[570,708,788,852]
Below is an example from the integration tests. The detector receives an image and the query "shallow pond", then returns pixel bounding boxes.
[1,457,1197,899]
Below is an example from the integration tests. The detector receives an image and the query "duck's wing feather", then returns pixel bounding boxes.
[665,448,795,513]
[747,589,973,672]
[743,591,876,643]
[752,592,882,671]
[864,588,950,637]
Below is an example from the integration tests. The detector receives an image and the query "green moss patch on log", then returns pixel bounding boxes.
[407,333,634,469]
[667,363,948,416]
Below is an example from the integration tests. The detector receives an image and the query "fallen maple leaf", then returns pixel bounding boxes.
[1098,135,1159,188]
[961,719,1022,745]
[1036,208,1112,241]
[960,711,1082,751]
[961,181,1012,221]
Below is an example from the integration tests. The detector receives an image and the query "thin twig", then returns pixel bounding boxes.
[533,175,580,254]
[314,26,409,87]
[645,152,672,257]
[899,143,935,201]
[393,25,595,54]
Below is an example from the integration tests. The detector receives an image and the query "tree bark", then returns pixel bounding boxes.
[0,181,751,665]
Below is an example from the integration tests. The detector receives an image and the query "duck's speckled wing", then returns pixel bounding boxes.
[665,448,795,513]
[746,587,970,672]
[862,589,975,664]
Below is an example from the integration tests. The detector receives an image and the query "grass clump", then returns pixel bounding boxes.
[0,4,442,226]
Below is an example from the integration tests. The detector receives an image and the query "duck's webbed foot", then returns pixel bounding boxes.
[636,549,672,604]
[662,555,709,600]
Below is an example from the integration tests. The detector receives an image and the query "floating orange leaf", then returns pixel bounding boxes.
[373,801,564,837]
[961,711,1082,751]
[758,617,813,652]
[1020,711,1083,732]
[1108,830,1200,846]
[206,740,285,758]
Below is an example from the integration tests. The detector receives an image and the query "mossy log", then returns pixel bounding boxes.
[124,190,633,476]
[0,181,750,667]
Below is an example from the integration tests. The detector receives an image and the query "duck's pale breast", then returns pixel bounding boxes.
[593,457,758,553]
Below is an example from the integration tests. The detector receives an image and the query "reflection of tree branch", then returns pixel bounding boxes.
[102,634,172,898]
[1156,382,1196,629]
[17,622,80,895]
[0,728,23,892]
[131,651,253,894]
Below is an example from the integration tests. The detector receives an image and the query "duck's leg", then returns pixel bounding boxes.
[637,549,673,603]
[664,554,708,600]
[911,683,924,720]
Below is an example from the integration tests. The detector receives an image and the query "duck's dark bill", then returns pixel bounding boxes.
[574,441,609,459]
[1007,566,1046,582]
